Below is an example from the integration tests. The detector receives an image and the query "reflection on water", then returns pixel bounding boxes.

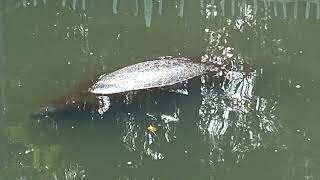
[198,66,279,165]
[113,57,280,167]
[5,0,320,28]
[1,0,320,180]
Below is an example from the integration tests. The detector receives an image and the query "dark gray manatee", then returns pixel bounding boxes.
[31,57,223,119]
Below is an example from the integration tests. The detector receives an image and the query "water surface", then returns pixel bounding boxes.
[1,1,320,180]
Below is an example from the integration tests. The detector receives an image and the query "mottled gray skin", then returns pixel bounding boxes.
[89,58,216,95]
[32,57,219,119]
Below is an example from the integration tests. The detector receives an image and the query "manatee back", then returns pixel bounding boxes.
[89,58,212,95]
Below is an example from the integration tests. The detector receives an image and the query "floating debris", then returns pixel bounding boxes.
[147,124,157,134]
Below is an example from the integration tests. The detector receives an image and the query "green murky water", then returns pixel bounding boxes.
[1,1,320,180]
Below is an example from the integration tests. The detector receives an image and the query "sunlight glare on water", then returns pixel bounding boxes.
[1,0,320,180]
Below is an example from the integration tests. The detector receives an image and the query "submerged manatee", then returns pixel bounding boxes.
[31,57,223,119]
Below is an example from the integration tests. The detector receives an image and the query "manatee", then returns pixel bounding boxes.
[31,57,222,119]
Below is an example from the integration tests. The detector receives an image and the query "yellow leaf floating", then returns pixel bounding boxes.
[147,124,157,134]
